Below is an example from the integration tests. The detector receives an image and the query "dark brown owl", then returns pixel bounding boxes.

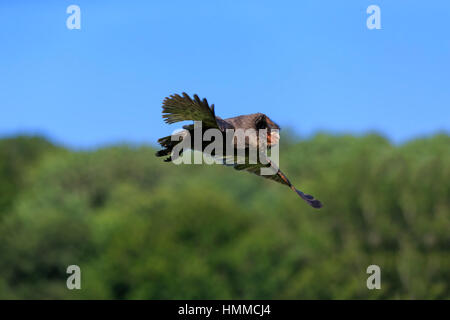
[156,93,322,209]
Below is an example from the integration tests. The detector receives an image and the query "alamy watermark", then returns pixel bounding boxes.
[66,5,81,30]
[367,5,381,30]
[366,265,381,290]
[66,265,81,290]
[168,121,280,176]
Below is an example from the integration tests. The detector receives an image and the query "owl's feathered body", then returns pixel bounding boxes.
[156,93,322,209]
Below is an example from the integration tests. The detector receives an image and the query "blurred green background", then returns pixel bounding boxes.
[0,132,448,299]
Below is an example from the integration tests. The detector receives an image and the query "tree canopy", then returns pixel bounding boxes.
[0,133,448,299]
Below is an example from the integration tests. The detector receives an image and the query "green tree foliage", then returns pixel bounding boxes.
[0,136,60,215]
[0,133,448,299]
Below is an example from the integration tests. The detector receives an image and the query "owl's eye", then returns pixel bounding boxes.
[256,118,267,130]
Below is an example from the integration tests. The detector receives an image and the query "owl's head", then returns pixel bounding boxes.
[254,113,280,146]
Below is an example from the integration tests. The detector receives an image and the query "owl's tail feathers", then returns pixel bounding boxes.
[155,135,177,162]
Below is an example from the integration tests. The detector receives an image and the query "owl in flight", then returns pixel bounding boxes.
[156,93,322,208]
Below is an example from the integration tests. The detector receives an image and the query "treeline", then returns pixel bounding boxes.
[0,133,448,299]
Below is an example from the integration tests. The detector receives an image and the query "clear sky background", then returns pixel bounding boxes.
[0,0,449,148]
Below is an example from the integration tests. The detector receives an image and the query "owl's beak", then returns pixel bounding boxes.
[267,131,280,146]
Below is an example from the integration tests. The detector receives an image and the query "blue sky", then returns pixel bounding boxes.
[0,0,449,148]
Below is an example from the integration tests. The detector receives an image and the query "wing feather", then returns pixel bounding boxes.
[234,160,322,209]
[162,92,219,128]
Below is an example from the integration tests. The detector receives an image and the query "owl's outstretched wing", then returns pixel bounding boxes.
[234,161,322,209]
[162,92,219,129]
